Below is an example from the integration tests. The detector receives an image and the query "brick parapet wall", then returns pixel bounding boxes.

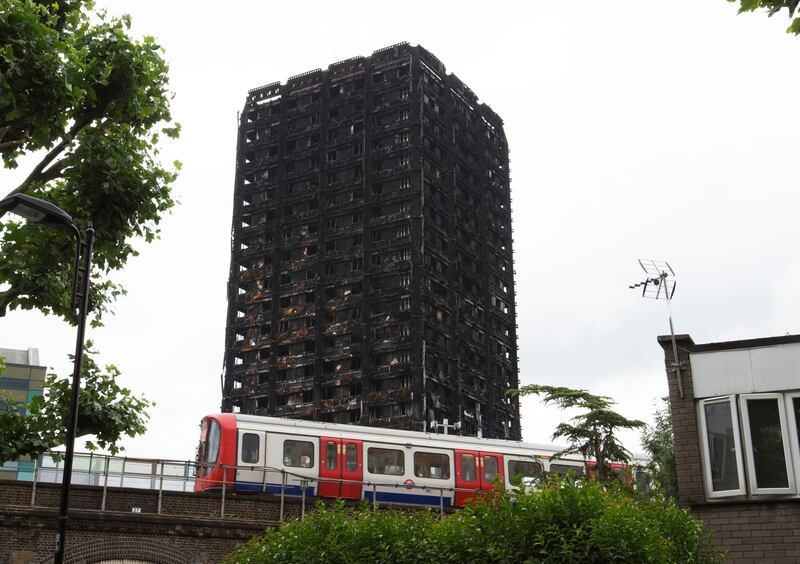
[0,481,303,563]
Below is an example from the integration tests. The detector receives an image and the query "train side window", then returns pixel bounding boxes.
[325,441,337,470]
[284,440,315,468]
[549,463,585,476]
[367,447,404,475]
[461,454,476,482]
[242,433,260,464]
[414,452,450,479]
[484,456,499,483]
[508,460,543,483]
[345,443,358,471]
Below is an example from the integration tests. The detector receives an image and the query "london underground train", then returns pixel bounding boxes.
[194,414,639,507]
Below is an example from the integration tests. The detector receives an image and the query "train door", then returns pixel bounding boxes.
[319,437,362,499]
[236,428,265,490]
[480,451,504,490]
[454,450,480,506]
[454,450,505,506]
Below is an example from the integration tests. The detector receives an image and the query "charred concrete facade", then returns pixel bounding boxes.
[222,43,520,440]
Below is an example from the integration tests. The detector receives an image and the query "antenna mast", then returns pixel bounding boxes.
[629,259,684,398]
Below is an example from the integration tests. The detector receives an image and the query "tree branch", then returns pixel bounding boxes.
[0,136,27,150]
[0,288,21,317]
[1,115,93,208]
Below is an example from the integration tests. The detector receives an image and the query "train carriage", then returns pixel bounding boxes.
[194,414,640,506]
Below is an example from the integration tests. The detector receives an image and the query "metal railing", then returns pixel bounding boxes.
[15,451,492,523]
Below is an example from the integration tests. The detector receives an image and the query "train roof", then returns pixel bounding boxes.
[216,413,570,459]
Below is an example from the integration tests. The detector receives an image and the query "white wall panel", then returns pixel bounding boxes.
[691,342,800,398]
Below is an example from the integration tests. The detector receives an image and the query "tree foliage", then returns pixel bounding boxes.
[510,385,646,481]
[226,476,721,563]
[0,343,152,464]
[0,0,180,324]
[729,0,800,34]
[642,397,679,500]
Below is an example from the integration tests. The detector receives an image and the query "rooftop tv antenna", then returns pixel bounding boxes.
[629,259,685,398]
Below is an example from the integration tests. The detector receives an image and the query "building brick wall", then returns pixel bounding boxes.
[659,334,800,563]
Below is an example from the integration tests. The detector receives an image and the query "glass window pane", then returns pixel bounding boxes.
[704,401,740,491]
[345,443,358,471]
[549,463,584,476]
[484,456,498,483]
[284,440,314,468]
[368,448,404,475]
[414,452,450,479]
[461,454,476,482]
[206,420,220,463]
[242,433,259,464]
[325,441,337,470]
[793,398,800,450]
[746,398,788,489]
[509,460,543,482]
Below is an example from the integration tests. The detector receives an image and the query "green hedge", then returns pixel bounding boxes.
[226,477,721,563]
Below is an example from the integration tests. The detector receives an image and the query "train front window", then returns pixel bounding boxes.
[206,419,221,464]
[242,433,259,464]
[484,456,499,483]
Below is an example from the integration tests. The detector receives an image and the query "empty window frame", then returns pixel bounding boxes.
[242,433,260,464]
[367,447,404,475]
[414,452,450,479]
[283,439,315,468]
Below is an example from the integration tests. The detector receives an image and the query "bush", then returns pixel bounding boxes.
[225,477,721,563]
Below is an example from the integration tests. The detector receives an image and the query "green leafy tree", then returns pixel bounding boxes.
[641,397,679,500]
[0,0,180,324]
[728,0,800,34]
[510,385,646,481]
[0,343,152,464]
[0,1,174,461]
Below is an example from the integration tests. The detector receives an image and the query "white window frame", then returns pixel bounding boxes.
[697,396,746,498]
[785,392,800,493]
[738,393,796,495]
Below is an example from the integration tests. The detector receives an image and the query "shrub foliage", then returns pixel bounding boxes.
[226,477,721,563]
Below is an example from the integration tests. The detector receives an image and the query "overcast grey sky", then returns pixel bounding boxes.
[2,1,799,461]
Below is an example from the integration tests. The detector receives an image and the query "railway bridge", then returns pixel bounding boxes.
[0,452,449,563]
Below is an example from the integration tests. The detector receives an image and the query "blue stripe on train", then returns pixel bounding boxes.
[365,490,452,507]
[234,481,452,506]
[235,481,315,496]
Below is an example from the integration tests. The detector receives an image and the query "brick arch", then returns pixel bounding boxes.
[63,536,202,564]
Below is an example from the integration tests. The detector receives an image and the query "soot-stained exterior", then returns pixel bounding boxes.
[222,43,520,440]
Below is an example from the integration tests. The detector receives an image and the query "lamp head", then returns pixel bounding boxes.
[0,194,74,229]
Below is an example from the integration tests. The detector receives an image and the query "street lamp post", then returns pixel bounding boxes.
[0,193,94,564]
